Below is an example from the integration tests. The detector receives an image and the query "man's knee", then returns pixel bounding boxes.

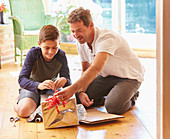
[105,103,121,115]
[105,100,127,115]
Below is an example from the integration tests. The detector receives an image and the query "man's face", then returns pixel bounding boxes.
[39,40,59,61]
[69,20,93,44]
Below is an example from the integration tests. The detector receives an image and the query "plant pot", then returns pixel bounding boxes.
[0,11,4,24]
[60,32,68,42]
[60,32,75,43]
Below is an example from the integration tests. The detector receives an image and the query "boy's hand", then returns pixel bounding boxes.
[79,93,94,107]
[54,77,67,90]
[38,80,55,90]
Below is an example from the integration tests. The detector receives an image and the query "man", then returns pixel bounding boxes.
[57,7,145,114]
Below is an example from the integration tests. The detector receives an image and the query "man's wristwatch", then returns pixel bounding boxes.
[78,91,85,95]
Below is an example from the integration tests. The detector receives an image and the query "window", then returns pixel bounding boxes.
[93,0,156,34]
[92,0,112,30]
[118,0,156,50]
[47,0,156,50]
[125,0,156,34]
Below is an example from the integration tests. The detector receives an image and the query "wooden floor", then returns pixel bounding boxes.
[0,56,156,139]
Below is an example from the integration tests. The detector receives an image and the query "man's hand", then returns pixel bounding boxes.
[54,77,67,90]
[79,92,93,107]
[38,80,55,90]
[55,86,75,101]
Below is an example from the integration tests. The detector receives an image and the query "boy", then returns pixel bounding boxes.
[14,25,71,117]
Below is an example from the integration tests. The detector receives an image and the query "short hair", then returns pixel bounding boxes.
[39,25,59,44]
[67,7,93,27]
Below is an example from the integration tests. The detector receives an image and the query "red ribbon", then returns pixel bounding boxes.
[45,90,67,113]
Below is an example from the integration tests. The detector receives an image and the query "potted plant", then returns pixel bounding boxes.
[0,3,8,24]
[53,0,103,42]
[55,5,75,42]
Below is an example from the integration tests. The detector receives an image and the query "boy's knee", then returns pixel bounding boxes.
[17,106,31,117]
[17,102,37,117]
[15,98,37,117]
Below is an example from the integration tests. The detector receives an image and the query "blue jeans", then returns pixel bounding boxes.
[76,75,141,114]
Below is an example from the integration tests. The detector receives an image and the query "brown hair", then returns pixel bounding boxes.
[67,7,93,27]
[39,25,59,44]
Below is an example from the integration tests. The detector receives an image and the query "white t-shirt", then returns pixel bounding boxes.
[77,27,145,82]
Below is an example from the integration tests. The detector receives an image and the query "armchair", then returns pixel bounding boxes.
[9,0,57,66]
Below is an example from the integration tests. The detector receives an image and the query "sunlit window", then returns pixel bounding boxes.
[47,0,156,50]
[92,0,112,30]
[93,0,156,34]
[125,0,156,34]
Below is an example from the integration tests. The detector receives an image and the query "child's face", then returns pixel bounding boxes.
[39,40,59,61]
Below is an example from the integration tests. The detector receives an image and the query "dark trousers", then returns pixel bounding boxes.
[76,75,141,114]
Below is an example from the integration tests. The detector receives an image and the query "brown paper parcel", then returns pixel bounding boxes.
[41,98,79,129]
